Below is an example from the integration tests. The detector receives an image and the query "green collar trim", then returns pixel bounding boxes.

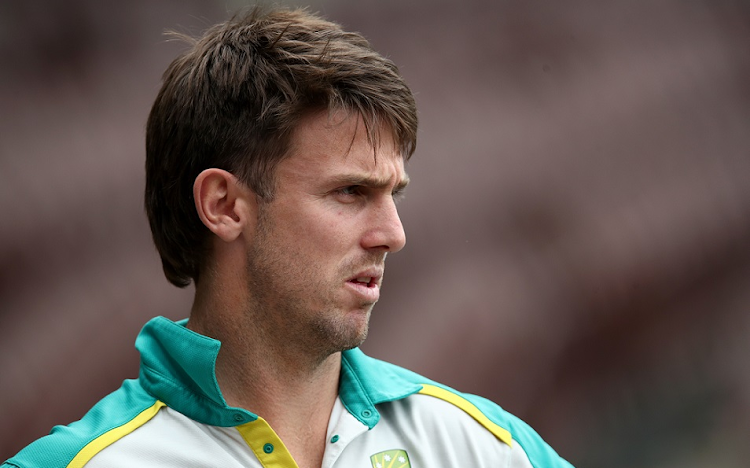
[339,349,423,428]
[136,317,422,429]
[136,317,257,426]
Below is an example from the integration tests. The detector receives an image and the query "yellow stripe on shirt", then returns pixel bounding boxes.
[236,417,301,468]
[418,384,513,447]
[67,401,166,468]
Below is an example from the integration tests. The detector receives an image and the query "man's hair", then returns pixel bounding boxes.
[145,7,418,288]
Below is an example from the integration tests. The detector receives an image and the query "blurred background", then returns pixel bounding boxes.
[2,0,750,466]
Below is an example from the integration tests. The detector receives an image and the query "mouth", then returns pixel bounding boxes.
[348,276,378,288]
[345,270,382,302]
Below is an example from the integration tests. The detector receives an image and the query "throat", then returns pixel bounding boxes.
[224,357,340,468]
[216,341,342,413]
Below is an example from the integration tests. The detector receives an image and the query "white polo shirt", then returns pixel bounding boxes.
[4,317,573,468]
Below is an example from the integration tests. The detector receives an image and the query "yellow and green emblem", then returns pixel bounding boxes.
[370,449,411,468]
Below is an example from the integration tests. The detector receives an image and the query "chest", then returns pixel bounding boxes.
[87,397,511,468]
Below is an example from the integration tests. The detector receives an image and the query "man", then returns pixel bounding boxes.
[4,7,573,468]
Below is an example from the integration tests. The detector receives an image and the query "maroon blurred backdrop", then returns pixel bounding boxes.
[2,1,750,467]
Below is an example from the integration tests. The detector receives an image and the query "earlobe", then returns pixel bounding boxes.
[193,169,256,242]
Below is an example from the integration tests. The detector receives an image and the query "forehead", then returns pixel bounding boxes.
[281,111,407,182]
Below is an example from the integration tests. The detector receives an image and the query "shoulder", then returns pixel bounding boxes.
[402,387,574,468]
[4,379,159,468]
[344,350,574,468]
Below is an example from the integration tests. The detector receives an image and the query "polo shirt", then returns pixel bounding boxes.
[4,317,573,468]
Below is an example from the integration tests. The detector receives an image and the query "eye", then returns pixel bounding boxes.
[337,186,361,196]
[331,185,365,203]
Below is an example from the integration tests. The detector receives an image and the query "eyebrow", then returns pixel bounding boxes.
[331,173,410,192]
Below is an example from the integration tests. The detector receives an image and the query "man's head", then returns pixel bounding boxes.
[238,110,409,354]
[145,7,417,287]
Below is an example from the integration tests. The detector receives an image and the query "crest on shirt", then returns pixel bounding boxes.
[370,449,411,468]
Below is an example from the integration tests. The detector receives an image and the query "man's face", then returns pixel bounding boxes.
[244,111,408,356]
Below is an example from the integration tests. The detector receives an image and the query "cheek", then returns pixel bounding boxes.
[283,204,362,252]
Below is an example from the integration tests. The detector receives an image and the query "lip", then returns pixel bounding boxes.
[345,269,383,303]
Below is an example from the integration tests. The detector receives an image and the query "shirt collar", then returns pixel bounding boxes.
[136,316,422,428]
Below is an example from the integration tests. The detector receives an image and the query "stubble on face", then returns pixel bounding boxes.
[244,203,383,361]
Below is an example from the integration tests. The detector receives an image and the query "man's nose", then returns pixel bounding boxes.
[360,197,406,253]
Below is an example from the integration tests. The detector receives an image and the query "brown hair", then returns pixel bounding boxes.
[145,7,418,287]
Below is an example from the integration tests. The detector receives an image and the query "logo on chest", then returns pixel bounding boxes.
[370,449,411,468]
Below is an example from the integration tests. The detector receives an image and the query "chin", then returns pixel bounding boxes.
[312,309,371,354]
[342,326,369,351]
[336,316,370,351]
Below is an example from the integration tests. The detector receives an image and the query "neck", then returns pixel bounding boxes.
[188,277,340,468]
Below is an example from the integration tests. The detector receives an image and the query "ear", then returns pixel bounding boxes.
[193,169,257,243]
